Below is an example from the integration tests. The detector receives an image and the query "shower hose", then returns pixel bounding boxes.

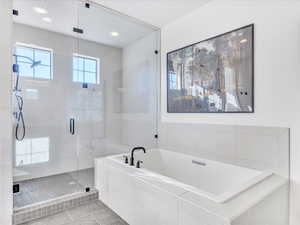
[15,92,25,141]
[13,63,25,141]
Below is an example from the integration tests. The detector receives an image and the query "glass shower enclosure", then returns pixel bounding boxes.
[12,0,160,209]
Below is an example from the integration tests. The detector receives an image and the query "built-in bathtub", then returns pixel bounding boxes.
[95,149,288,225]
[128,149,272,203]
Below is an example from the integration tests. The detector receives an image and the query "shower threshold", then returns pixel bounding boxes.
[13,189,99,225]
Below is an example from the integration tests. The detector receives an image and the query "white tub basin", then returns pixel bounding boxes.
[127,149,273,203]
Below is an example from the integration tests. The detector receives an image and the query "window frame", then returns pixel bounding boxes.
[73,53,100,84]
[15,42,54,80]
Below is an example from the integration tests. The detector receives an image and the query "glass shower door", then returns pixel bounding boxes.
[12,0,81,208]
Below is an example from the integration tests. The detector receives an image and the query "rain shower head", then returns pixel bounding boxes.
[30,60,42,68]
[13,54,42,68]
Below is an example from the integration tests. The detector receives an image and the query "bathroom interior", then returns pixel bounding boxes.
[0,0,298,225]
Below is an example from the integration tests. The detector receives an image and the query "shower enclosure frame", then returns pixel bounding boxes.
[11,0,161,210]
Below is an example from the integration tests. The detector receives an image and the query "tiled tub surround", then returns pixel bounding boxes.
[96,149,289,225]
[159,123,290,178]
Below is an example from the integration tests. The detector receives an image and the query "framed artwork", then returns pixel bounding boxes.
[167,24,254,113]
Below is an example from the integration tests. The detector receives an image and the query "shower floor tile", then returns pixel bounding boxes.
[20,201,128,225]
[14,168,94,208]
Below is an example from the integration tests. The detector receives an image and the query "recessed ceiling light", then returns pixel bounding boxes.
[110,31,119,37]
[33,7,47,14]
[42,17,52,23]
[240,39,248,44]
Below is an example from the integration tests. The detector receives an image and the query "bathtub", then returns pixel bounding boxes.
[95,149,284,225]
[106,149,271,203]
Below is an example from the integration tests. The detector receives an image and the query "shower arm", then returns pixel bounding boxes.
[12,54,41,92]
[13,54,41,68]
[13,54,34,63]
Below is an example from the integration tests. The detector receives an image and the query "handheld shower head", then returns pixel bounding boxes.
[12,54,41,141]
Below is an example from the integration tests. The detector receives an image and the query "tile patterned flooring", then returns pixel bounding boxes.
[20,200,128,225]
[14,168,94,208]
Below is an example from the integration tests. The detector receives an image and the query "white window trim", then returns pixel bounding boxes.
[15,42,54,80]
[73,53,100,84]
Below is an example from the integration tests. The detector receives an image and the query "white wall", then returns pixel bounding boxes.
[160,0,300,224]
[0,0,13,224]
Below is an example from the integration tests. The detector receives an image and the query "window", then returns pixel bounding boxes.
[169,72,178,89]
[73,54,99,84]
[15,43,53,80]
[15,137,50,166]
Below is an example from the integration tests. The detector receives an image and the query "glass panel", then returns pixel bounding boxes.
[35,49,51,66]
[18,62,33,77]
[73,56,97,83]
[12,0,159,210]
[73,70,79,82]
[31,152,49,164]
[73,56,84,70]
[15,137,50,165]
[31,137,49,153]
[84,58,96,72]
[15,139,31,156]
[34,65,51,79]
[73,70,84,82]
[85,72,96,84]
[16,154,31,166]
[12,0,80,209]
[15,46,33,63]
[77,1,159,191]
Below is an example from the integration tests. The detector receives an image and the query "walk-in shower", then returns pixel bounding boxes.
[12,0,159,210]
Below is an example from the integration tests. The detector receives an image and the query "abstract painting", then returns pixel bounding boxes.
[167,24,254,113]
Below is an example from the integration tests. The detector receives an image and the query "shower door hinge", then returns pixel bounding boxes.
[13,184,20,193]
[13,9,19,16]
[73,27,84,34]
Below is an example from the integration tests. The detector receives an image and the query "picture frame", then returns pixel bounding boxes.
[167,24,254,113]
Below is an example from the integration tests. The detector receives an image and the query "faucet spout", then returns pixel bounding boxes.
[130,147,146,166]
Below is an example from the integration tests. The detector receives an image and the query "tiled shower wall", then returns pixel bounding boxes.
[159,123,290,178]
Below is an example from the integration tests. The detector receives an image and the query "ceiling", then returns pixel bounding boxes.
[13,0,157,48]
[92,0,213,27]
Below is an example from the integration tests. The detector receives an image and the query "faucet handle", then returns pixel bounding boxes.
[136,160,143,168]
[123,155,129,164]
